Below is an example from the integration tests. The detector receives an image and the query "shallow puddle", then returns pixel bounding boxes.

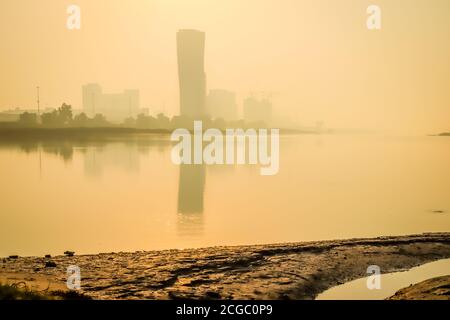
[316,258,450,300]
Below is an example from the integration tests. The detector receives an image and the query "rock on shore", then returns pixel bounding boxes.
[388,275,450,300]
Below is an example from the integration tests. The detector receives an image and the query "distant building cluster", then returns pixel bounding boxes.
[2,30,274,127]
[82,84,141,122]
[177,29,272,125]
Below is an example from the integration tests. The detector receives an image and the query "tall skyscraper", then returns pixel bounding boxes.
[82,83,102,116]
[176,29,206,118]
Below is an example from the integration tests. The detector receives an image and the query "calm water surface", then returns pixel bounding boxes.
[0,134,449,256]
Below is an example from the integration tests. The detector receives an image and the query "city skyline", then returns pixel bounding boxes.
[1,0,449,134]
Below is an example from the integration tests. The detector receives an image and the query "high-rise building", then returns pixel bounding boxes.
[82,83,102,116]
[176,29,206,118]
[206,89,238,121]
[82,84,140,122]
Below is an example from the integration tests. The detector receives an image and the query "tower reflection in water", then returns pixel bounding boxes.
[177,164,206,237]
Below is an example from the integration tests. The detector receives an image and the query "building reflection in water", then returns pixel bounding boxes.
[83,144,140,177]
[177,164,206,237]
[4,138,209,238]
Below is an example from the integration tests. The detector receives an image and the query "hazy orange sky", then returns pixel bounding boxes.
[0,0,449,134]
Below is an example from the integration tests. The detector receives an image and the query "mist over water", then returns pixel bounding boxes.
[0,134,449,257]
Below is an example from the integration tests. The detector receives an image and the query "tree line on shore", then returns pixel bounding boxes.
[15,103,268,130]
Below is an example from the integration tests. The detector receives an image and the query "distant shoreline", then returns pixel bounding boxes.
[2,233,450,300]
[427,132,450,137]
[0,126,322,139]
[3,126,448,138]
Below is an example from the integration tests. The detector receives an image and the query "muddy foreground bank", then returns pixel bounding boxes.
[1,233,450,300]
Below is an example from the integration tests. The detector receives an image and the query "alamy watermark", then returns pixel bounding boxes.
[65,5,380,31]
[67,265,81,290]
[171,121,280,176]
[366,265,381,290]
[367,5,382,30]
[66,4,81,30]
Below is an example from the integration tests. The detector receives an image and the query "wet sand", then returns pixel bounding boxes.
[0,272,67,292]
[1,233,450,300]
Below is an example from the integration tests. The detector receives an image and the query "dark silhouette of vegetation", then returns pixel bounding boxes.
[41,103,73,127]
[8,102,270,133]
[39,103,111,128]
[0,283,91,300]
[18,112,37,127]
[72,112,89,127]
